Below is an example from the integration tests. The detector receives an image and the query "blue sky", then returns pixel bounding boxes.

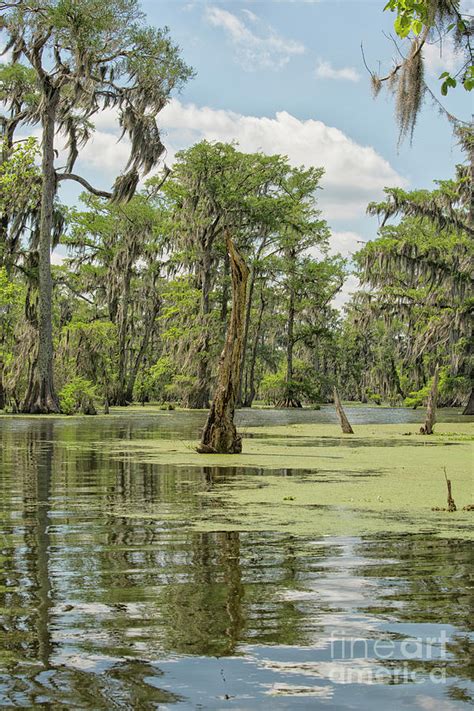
[81,2,470,228]
[9,0,470,301]
[118,1,472,300]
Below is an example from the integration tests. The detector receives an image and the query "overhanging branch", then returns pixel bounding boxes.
[56,172,112,199]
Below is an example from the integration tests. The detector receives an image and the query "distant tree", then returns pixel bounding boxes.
[66,192,165,405]
[160,142,290,409]
[0,62,40,270]
[357,180,473,411]
[0,266,23,409]
[272,167,331,406]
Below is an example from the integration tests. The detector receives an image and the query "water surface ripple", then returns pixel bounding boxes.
[0,408,472,709]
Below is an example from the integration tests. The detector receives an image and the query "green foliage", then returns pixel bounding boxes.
[384,0,473,95]
[165,375,197,403]
[260,360,322,406]
[135,356,177,403]
[0,267,24,383]
[0,267,21,308]
[0,267,24,374]
[58,319,117,397]
[405,369,471,408]
[344,161,473,409]
[384,0,429,38]
[160,277,201,342]
[0,137,41,217]
[0,62,38,109]
[2,0,192,211]
[0,94,468,417]
[59,377,98,415]
[366,391,382,405]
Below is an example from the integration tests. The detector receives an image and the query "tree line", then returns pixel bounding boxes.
[0,0,472,424]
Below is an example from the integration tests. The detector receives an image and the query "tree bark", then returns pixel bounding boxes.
[197,234,249,454]
[242,292,266,407]
[286,286,295,384]
[22,88,60,414]
[237,262,256,406]
[334,386,354,434]
[220,249,229,335]
[445,473,456,512]
[186,249,212,409]
[278,284,302,408]
[238,236,267,406]
[420,364,439,435]
[115,280,131,404]
[462,386,474,415]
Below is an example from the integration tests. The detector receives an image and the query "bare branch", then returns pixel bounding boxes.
[56,172,112,199]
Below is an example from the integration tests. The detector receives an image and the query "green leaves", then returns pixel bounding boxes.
[462,65,474,92]
[439,72,457,96]
[59,376,98,415]
[0,267,21,309]
[394,13,413,39]
[383,1,473,97]
[0,137,41,218]
[386,0,429,39]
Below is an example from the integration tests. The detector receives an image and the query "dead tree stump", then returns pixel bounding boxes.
[334,386,354,434]
[445,469,457,512]
[197,233,249,454]
[420,364,439,435]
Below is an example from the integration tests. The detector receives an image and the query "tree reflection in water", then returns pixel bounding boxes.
[0,416,471,708]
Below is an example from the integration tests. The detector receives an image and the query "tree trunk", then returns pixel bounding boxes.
[186,250,212,409]
[124,301,160,403]
[238,237,267,406]
[286,286,294,384]
[237,263,256,406]
[197,234,249,454]
[278,285,301,408]
[462,386,474,415]
[420,365,439,435]
[22,90,60,414]
[220,249,229,335]
[334,386,354,434]
[243,292,266,407]
[111,267,132,406]
[445,472,457,512]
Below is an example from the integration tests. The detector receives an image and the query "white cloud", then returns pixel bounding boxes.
[205,6,305,70]
[51,250,65,266]
[423,39,464,77]
[315,59,360,82]
[242,9,258,22]
[329,231,366,258]
[18,99,405,224]
[332,273,360,310]
[77,129,131,175]
[159,99,406,220]
[18,110,133,192]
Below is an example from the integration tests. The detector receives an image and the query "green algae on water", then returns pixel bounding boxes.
[97,422,474,540]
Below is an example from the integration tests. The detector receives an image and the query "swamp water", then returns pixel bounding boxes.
[0,406,472,709]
